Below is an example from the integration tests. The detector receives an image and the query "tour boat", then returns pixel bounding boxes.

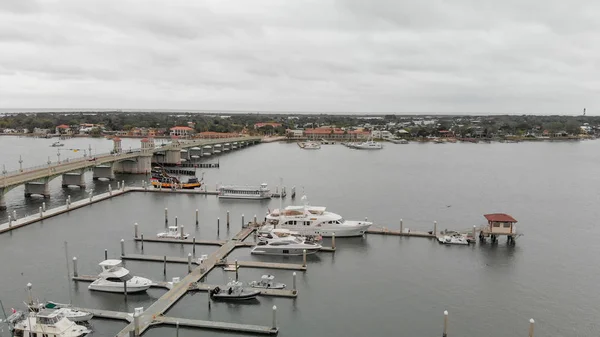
[249,275,286,289]
[210,280,260,301]
[251,235,322,256]
[7,309,91,337]
[218,183,271,199]
[150,167,202,189]
[300,141,321,150]
[261,195,372,237]
[157,226,189,239]
[88,260,152,293]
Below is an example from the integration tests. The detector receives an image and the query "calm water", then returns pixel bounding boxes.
[1,136,599,336]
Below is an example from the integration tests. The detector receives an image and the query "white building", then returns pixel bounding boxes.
[170,126,195,137]
[372,130,394,139]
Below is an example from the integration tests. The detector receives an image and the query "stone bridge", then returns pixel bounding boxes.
[0,136,261,209]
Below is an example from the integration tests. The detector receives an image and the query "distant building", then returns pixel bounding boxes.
[371,130,393,139]
[197,131,240,139]
[33,128,52,135]
[55,124,71,135]
[169,126,195,137]
[254,122,282,129]
[286,129,304,138]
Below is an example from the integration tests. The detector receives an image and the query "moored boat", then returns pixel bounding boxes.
[210,281,260,301]
[157,226,189,239]
[218,183,271,199]
[249,275,286,289]
[7,309,91,337]
[88,260,152,293]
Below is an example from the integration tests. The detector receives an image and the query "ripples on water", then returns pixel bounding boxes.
[1,136,600,336]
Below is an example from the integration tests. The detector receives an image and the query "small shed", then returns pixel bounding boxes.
[484,213,517,235]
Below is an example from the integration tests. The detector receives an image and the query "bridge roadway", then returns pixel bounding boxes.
[0,136,261,190]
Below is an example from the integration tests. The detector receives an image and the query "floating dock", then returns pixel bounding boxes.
[133,237,226,246]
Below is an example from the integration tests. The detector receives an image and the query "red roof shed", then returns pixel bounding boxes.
[484,213,517,223]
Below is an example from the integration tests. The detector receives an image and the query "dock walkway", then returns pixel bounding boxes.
[366,227,436,238]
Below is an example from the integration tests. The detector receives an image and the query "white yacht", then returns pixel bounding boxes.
[157,226,189,239]
[258,228,322,243]
[7,309,91,337]
[218,183,271,199]
[251,235,322,256]
[88,260,152,293]
[28,301,93,322]
[261,196,372,237]
[351,137,383,150]
[301,141,321,150]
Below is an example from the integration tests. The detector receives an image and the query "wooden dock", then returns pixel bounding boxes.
[0,188,128,235]
[366,227,436,238]
[155,316,277,335]
[191,283,297,298]
[134,237,226,246]
[128,187,219,195]
[71,308,277,334]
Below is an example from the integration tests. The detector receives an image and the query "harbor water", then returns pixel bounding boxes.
[1,136,600,336]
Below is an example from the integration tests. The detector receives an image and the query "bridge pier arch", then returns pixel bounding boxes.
[0,187,6,210]
[24,181,50,198]
[93,164,116,181]
[62,171,86,189]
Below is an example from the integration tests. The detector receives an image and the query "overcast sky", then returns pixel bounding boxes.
[0,0,598,114]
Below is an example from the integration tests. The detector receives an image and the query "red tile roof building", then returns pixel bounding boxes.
[169,126,195,137]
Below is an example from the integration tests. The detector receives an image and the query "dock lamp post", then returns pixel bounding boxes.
[18,155,23,172]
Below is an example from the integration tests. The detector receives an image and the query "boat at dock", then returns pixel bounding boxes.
[249,275,286,289]
[51,141,64,147]
[210,280,260,301]
[157,226,189,239]
[437,232,470,245]
[88,260,152,293]
[261,195,372,237]
[150,166,202,189]
[218,183,271,199]
[346,136,383,150]
[251,235,322,256]
[7,309,91,336]
[390,138,409,144]
[27,301,93,323]
[298,141,321,149]
[258,228,322,243]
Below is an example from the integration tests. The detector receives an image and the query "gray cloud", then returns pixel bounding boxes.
[0,0,598,114]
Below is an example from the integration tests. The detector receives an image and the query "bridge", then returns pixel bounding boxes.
[0,136,261,210]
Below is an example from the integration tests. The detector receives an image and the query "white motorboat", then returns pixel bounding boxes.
[51,141,64,147]
[28,301,93,322]
[7,309,91,337]
[88,260,152,293]
[437,233,470,245]
[157,226,189,239]
[301,141,321,150]
[251,235,322,256]
[258,228,322,243]
[249,275,286,289]
[350,138,383,150]
[218,183,271,199]
[210,280,260,301]
[261,195,372,237]
[390,138,409,144]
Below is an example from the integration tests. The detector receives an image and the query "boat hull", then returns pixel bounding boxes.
[218,195,271,200]
[250,247,321,256]
[88,277,152,293]
[261,223,371,237]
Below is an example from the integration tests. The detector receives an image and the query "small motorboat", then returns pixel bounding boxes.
[210,281,260,301]
[437,233,470,245]
[157,226,189,239]
[249,275,286,289]
[51,141,64,147]
[88,260,152,293]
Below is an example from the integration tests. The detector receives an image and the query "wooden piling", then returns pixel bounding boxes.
[443,310,448,337]
[175,216,178,227]
[163,255,167,275]
[207,287,211,310]
[193,237,196,255]
[39,206,42,218]
[195,209,199,225]
[165,208,168,225]
[7,215,11,228]
[124,280,128,302]
[242,214,245,227]
[188,253,192,273]
[227,211,230,228]
[331,233,336,250]
[104,249,108,260]
[72,257,78,277]
[217,217,220,235]
[400,219,403,233]
[120,239,125,256]
[42,202,46,212]
[529,319,534,337]
[302,249,307,267]
[235,260,239,281]
[180,226,184,240]
[141,234,144,250]
[434,221,437,236]
[272,305,277,330]
[134,223,139,238]
[292,272,297,293]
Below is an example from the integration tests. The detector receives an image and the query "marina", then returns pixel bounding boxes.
[0,138,597,337]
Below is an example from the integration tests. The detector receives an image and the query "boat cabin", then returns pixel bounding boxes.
[36,309,65,325]
[484,213,517,234]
